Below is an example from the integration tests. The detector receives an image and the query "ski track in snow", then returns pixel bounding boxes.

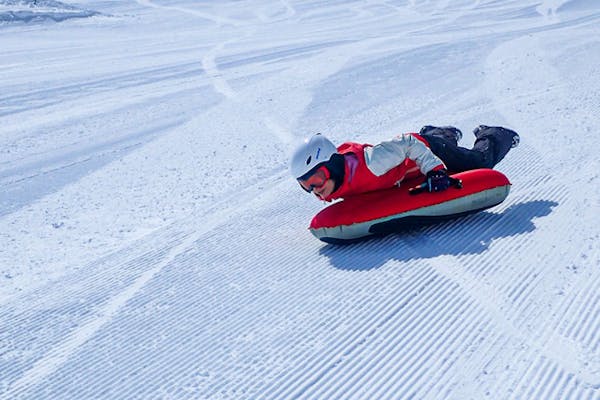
[134,0,241,27]
[2,0,600,399]
[144,0,301,147]
[201,41,240,102]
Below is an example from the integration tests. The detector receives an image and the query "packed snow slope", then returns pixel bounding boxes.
[1,0,600,399]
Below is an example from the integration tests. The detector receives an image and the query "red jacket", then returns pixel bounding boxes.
[322,134,445,201]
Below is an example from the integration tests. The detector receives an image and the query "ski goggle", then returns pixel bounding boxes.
[298,165,330,193]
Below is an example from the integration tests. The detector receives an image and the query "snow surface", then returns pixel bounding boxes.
[1,0,600,398]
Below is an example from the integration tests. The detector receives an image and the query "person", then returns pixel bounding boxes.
[290,125,519,201]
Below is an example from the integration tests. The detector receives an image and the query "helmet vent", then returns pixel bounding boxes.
[306,156,312,165]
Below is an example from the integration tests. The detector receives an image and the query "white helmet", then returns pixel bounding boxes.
[290,134,337,179]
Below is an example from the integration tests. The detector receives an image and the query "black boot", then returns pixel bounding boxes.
[472,125,519,166]
[419,125,463,145]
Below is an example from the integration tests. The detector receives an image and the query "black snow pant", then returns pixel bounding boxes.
[419,125,518,172]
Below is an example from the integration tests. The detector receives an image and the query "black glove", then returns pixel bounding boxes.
[426,169,450,192]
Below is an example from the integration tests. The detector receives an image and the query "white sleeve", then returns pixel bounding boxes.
[363,133,446,176]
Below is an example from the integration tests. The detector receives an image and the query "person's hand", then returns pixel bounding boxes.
[409,169,462,195]
[426,169,450,192]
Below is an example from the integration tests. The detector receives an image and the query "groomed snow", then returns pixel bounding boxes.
[1,0,599,399]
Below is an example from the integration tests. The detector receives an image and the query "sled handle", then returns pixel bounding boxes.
[408,177,463,195]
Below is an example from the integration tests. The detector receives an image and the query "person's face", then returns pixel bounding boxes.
[312,178,335,200]
[298,165,335,200]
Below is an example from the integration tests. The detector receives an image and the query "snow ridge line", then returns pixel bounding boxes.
[4,172,291,397]
[426,216,600,390]
[84,225,343,398]
[259,261,440,399]
[307,275,450,398]
[0,238,185,390]
[501,194,584,312]
[485,190,559,305]
[200,241,364,396]
[5,232,198,397]
[481,204,599,396]
[430,327,508,398]
[347,242,498,398]
[192,248,425,396]
[372,301,485,400]
[315,245,502,399]
[257,244,484,398]
[510,358,569,400]
[318,281,473,399]
[562,271,600,349]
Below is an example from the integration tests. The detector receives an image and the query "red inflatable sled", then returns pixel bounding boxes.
[309,169,511,244]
